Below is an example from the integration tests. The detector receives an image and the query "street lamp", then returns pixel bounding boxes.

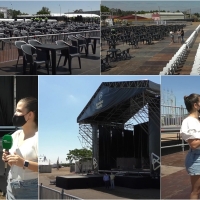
[59,4,61,16]
[134,10,137,24]
[10,3,13,19]
[158,6,161,23]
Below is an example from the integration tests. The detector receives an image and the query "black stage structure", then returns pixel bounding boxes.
[57,80,160,190]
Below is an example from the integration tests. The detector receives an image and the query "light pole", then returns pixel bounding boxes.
[10,3,13,19]
[134,10,137,24]
[158,6,161,24]
[59,4,61,16]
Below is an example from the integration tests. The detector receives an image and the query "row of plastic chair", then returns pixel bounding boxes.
[160,44,187,75]
[184,25,200,49]
[14,34,95,74]
[190,43,200,75]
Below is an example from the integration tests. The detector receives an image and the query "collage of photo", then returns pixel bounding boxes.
[0,1,200,200]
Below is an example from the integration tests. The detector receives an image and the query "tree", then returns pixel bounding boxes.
[101,5,110,12]
[74,9,83,13]
[66,148,92,163]
[36,7,51,15]
[66,148,92,173]
[194,13,200,18]
[0,12,4,18]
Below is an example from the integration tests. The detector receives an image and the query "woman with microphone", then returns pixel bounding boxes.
[2,97,38,199]
[180,93,200,199]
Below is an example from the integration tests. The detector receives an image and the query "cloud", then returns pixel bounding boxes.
[68,94,78,103]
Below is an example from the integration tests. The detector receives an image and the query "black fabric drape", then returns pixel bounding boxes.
[16,76,38,102]
[0,76,38,126]
[0,77,14,126]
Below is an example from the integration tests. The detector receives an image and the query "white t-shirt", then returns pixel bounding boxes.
[180,116,200,149]
[7,130,38,180]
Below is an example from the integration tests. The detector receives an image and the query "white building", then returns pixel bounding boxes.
[39,155,52,173]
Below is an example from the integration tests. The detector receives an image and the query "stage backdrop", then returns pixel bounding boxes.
[98,122,149,170]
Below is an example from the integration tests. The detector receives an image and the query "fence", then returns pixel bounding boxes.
[39,183,82,199]
[0,30,100,63]
[161,105,188,126]
[161,105,189,151]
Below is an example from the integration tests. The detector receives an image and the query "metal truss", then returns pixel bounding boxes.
[78,124,92,149]
[78,81,160,148]
[102,80,151,88]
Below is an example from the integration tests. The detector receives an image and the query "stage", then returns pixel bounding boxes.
[56,173,160,190]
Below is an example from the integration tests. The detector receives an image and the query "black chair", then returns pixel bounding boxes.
[28,40,51,67]
[68,35,88,56]
[28,39,42,46]
[15,41,27,69]
[21,44,49,75]
[55,40,81,74]
[76,34,94,54]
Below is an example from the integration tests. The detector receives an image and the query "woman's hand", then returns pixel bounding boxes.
[2,150,9,162]
[188,139,200,149]
[6,152,24,168]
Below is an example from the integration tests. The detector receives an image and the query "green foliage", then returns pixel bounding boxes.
[194,13,200,18]
[74,9,83,13]
[7,9,28,19]
[36,7,51,15]
[101,5,110,12]
[66,148,92,163]
[0,12,4,18]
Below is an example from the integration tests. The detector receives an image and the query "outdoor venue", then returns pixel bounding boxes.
[101,2,200,75]
[0,4,100,75]
[55,80,160,194]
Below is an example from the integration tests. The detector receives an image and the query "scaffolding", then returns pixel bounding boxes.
[78,80,160,141]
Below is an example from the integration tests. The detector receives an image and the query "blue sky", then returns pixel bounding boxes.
[102,1,200,13]
[39,75,160,164]
[0,1,100,15]
[161,76,200,108]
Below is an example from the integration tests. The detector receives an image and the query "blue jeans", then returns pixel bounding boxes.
[110,180,115,189]
[6,178,38,199]
[185,149,200,175]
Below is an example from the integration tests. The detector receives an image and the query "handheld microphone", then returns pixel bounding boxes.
[2,134,13,174]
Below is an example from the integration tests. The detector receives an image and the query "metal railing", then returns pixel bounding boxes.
[39,183,82,199]
[161,105,189,152]
[0,30,100,63]
[161,105,188,126]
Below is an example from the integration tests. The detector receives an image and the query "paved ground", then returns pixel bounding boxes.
[0,45,100,75]
[161,133,191,199]
[101,22,199,75]
[39,168,160,199]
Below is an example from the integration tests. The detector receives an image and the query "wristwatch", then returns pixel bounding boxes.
[23,160,29,169]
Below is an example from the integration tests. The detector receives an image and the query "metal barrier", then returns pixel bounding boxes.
[0,30,100,63]
[161,105,189,152]
[160,24,200,75]
[39,183,82,199]
[161,105,188,126]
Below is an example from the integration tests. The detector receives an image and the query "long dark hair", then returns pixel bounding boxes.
[19,97,38,126]
[184,93,200,113]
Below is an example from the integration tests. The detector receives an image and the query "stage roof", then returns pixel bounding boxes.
[77,80,160,125]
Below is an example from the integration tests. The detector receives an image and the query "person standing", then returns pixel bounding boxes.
[103,173,109,189]
[181,29,184,43]
[180,93,200,199]
[177,29,181,43]
[2,97,38,199]
[170,31,175,44]
[110,173,115,189]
